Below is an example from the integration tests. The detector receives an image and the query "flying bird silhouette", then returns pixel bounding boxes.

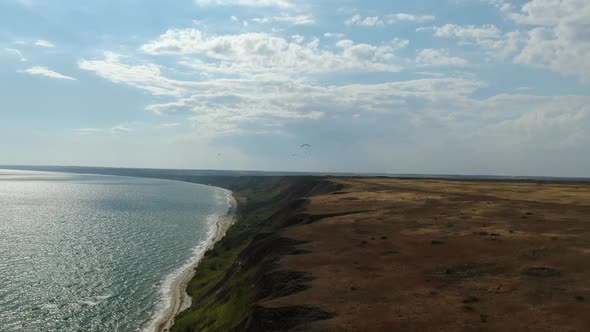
[300,144,311,148]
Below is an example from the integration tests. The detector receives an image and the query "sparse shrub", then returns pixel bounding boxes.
[463,296,479,304]
[463,305,475,312]
[523,267,561,277]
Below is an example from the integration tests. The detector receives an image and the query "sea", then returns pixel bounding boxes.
[0,169,231,332]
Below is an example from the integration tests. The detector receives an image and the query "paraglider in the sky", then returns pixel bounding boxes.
[291,144,311,158]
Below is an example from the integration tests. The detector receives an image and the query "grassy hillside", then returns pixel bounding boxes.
[169,176,340,332]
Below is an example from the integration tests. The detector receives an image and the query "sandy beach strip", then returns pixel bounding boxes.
[155,190,237,332]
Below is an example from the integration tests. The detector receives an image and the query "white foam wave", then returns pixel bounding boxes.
[79,300,100,307]
[40,303,58,310]
[143,187,233,332]
[78,293,112,307]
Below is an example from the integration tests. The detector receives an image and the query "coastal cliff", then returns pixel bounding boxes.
[169,176,343,331]
[5,168,590,332]
[6,167,589,331]
[170,176,590,332]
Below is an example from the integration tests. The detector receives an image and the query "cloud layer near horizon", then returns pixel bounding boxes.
[19,66,76,80]
[1,0,589,175]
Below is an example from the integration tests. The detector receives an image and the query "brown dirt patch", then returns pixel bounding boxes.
[260,178,590,331]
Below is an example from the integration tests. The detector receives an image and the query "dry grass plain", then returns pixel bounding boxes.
[265,178,590,331]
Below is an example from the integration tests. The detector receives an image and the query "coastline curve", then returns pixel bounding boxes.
[149,188,237,332]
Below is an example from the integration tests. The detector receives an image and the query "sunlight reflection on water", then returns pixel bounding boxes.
[0,170,229,332]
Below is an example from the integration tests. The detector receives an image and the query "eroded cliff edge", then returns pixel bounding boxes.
[171,176,590,332]
[169,176,344,332]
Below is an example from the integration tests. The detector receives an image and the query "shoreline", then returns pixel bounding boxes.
[153,189,237,332]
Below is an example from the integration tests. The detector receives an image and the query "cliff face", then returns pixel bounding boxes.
[170,176,342,332]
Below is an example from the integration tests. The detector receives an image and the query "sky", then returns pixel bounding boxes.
[1,0,589,176]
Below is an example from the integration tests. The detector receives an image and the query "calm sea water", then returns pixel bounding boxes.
[0,170,230,332]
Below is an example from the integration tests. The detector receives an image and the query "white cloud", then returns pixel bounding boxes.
[251,14,315,25]
[385,13,436,23]
[416,71,446,78]
[111,125,132,134]
[420,24,501,39]
[160,123,181,128]
[193,0,293,8]
[510,0,590,82]
[80,54,329,136]
[35,40,56,48]
[141,29,405,74]
[482,0,513,11]
[74,128,103,135]
[345,15,384,27]
[229,15,251,27]
[346,13,435,27]
[4,48,27,62]
[79,52,188,96]
[19,66,77,80]
[291,34,304,43]
[144,76,484,136]
[474,94,590,149]
[83,40,482,138]
[474,0,590,81]
[418,24,522,60]
[323,32,345,39]
[508,0,582,26]
[74,125,134,135]
[80,35,590,170]
[416,49,468,67]
[79,17,588,152]
[475,31,523,60]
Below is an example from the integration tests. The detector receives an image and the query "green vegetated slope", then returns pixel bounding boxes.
[170,176,340,332]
